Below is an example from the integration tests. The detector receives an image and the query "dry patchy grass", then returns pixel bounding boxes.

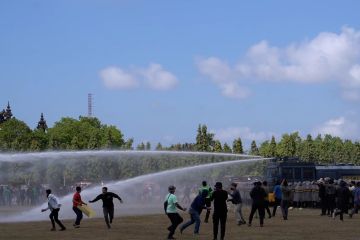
[0,207,359,240]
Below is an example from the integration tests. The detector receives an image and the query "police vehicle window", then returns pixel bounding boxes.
[282,168,293,179]
[303,168,314,179]
[294,168,301,180]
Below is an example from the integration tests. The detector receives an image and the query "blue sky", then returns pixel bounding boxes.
[1,0,360,148]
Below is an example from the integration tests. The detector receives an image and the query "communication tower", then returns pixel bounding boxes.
[88,93,93,117]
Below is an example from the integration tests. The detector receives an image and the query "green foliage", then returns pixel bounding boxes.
[123,138,134,150]
[0,118,32,151]
[155,142,163,150]
[250,140,259,155]
[259,133,360,165]
[195,124,215,151]
[0,116,125,152]
[223,143,232,153]
[300,134,315,162]
[145,142,151,151]
[137,142,145,150]
[269,136,277,157]
[232,138,244,154]
[213,140,223,152]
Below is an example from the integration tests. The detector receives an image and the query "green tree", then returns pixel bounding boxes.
[0,118,32,151]
[195,124,214,151]
[259,141,271,157]
[301,134,316,162]
[137,142,145,150]
[223,143,232,153]
[213,140,223,152]
[277,133,299,157]
[31,129,49,151]
[101,125,125,149]
[123,138,134,150]
[155,142,163,150]
[343,140,354,163]
[352,142,360,164]
[145,142,151,151]
[70,136,80,150]
[232,138,243,154]
[250,140,259,155]
[269,136,277,157]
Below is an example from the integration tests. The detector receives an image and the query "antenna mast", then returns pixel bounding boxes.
[88,93,93,117]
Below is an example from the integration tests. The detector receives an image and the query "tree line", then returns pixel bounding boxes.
[0,117,132,151]
[1,117,359,165]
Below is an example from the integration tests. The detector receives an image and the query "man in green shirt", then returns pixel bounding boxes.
[165,185,187,240]
[199,181,213,223]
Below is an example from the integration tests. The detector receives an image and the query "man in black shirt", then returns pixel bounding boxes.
[210,182,228,240]
[89,187,123,229]
[248,181,267,227]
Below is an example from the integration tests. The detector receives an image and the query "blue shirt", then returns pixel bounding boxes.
[190,194,205,213]
[354,187,360,204]
[274,185,282,199]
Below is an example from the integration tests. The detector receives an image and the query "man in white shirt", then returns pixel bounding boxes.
[41,189,66,231]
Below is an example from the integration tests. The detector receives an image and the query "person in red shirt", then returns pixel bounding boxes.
[73,186,86,228]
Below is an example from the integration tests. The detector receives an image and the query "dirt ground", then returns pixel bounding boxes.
[0,207,359,240]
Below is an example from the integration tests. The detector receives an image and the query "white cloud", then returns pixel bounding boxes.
[313,117,359,139]
[196,57,251,99]
[211,126,274,142]
[100,63,178,91]
[100,66,139,89]
[197,27,360,100]
[141,63,178,90]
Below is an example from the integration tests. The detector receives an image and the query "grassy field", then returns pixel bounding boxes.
[0,207,359,240]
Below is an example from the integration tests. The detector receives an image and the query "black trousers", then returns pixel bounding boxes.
[335,204,347,221]
[103,206,115,228]
[73,206,83,225]
[49,208,65,229]
[204,198,211,222]
[264,200,271,217]
[213,212,227,240]
[272,198,281,216]
[320,198,327,215]
[167,213,183,238]
[327,195,336,215]
[249,203,265,225]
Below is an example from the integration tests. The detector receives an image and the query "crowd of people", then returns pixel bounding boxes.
[164,178,360,240]
[0,184,45,206]
[5,177,359,240]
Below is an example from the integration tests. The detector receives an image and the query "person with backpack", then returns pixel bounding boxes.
[164,185,187,240]
[41,189,66,231]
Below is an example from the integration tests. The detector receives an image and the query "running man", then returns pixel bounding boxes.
[72,186,87,228]
[89,187,123,229]
[41,189,66,231]
[165,185,187,240]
